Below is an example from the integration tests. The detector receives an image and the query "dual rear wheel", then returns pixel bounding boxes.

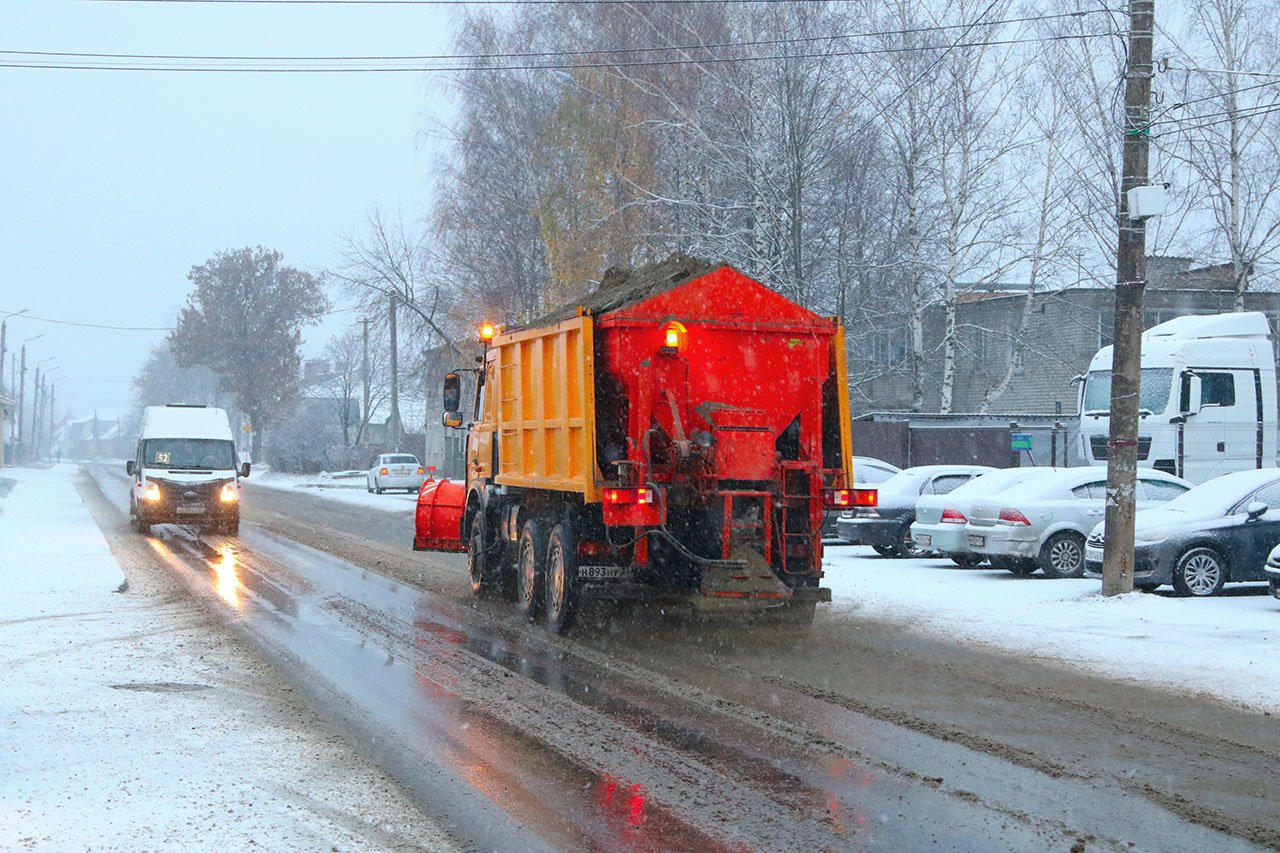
[473,510,579,632]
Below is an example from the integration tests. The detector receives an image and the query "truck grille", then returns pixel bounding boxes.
[1090,435,1151,461]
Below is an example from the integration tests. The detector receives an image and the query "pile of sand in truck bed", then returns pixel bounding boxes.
[532,252,721,326]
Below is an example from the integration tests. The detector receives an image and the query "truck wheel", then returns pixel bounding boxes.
[1172,547,1226,597]
[221,517,240,537]
[515,519,546,620]
[544,520,579,634]
[896,521,925,558]
[1039,532,1086,579]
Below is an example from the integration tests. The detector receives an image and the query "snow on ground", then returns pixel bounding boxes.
[0,465,456,851]
[250,469,419,513]
[824,544,1280,713]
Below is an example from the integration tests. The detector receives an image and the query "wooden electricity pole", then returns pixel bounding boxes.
[1101,0,1155,597]
[389,294,402,452]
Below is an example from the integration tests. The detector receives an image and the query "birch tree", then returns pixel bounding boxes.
[1169,0,1280,307]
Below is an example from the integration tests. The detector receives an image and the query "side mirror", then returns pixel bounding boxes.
[1247,501,1268,521]
[239,462,251,479]
[442,411,464,429]
[1182,373,1202,415]
[126,460,136,476]
[1069,374,1085,385]
[443,372,461,413]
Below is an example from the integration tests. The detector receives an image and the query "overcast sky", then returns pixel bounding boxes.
[0,0,455,422]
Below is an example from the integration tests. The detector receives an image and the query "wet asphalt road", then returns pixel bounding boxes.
[89,468,1279,851]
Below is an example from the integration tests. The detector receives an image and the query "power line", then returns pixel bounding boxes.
[0,32,1116,73]
[1154,100,1280,136]
[0,10,1108,64]
[0,303,362,332]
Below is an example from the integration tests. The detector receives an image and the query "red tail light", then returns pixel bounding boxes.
[940,508,967,524]
[998,508,1031,526]
[417,467,425,475]
[851,488,878,507]
[379,467,389,475]
[823,489,850,507]
[605,487,654,505]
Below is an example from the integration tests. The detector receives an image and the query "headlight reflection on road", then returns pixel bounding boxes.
[213,545,242,610]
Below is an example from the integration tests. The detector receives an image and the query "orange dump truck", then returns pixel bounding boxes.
[415,255,854,631]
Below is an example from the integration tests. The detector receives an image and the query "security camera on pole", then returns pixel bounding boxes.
[1101,0,1164,597]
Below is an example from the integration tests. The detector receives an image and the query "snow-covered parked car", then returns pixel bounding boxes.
[1086,469,1280,596]
[836,464,995,557]
[910,467,1057,566]
[1266,543,1280,601]
[966,467,1191,579]
[366,453,426,494]
[825,456,902,541]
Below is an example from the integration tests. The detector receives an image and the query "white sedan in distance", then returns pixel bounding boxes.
[910,467,1057,566]
[963,468,1192,578]
[367,453,426,494]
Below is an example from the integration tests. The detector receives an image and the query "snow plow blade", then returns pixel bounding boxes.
[413,477,467,552]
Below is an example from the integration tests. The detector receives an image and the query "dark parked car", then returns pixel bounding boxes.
[835,464,995,557]
[1084,469,1280,596]
[822,456,902,541]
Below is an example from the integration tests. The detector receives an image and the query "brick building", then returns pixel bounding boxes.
[851,257,1280,415]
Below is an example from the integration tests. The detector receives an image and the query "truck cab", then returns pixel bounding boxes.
[1078,312,1276,484]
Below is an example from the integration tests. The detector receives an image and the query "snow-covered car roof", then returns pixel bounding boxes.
[998,466,1190,500]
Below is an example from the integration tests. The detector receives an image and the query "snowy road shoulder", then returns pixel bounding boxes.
[0,465,456,851]
[824,545,1280,713]
[248,470,419,513]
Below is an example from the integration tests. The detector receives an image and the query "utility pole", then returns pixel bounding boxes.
[0,309,28,398]
[31,368,42,462]
[47,380,57,462]
[361,318,371,441]
[389,294,402,452]
[1101,0,1155,597]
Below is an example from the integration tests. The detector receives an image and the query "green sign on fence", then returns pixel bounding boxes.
[1010,433,1034,452]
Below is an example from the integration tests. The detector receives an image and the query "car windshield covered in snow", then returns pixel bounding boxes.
[142,438,236,470]
[1162,470,1280,516]
[875,469,926,495]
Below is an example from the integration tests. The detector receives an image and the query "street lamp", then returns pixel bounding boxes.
[0,308,28,398]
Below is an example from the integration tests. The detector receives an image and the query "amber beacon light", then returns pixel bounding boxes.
[660,320,687,354]
[479,323,497,342]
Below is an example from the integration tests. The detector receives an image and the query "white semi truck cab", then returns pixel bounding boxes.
[1078,312,1277,484]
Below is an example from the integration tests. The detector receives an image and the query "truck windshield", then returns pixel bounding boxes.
[143,438,236,470]
[1081,368,1175,415]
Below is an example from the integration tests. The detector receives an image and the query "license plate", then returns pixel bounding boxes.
[967,534,985,547]
[394,468,411,476]
[175,504,205,515]
[578,565,630,580]
[915,534,931,547]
